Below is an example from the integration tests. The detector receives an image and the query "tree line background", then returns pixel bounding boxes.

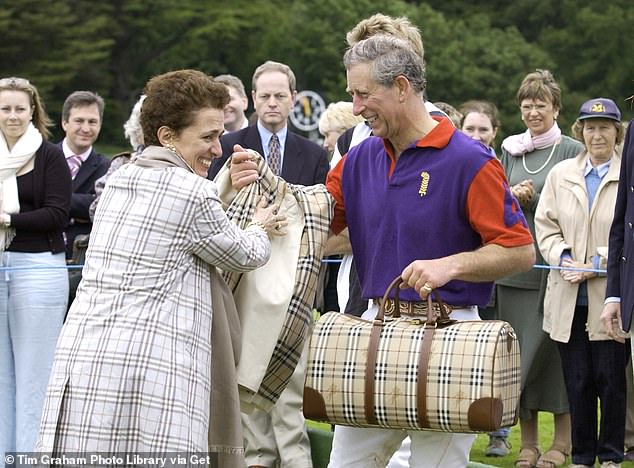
[2,0,632,150]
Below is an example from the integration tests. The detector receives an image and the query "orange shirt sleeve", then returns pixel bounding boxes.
[326,156,347,234]
[466,158,534,247]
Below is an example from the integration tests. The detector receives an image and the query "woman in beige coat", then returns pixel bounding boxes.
[535,97,627,468]
[37,70,286,461]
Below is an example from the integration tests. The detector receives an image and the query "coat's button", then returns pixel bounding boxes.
[630,222,633,229]
[623,256,628,262]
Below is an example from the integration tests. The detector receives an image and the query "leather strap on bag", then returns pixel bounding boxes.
[364,318,383,425]
[417,298,437,428]
[364,276,453,427]
[364,276,401,425]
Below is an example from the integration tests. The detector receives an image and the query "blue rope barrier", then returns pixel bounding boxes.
[532,264,606,274]
[0,262,608,274]
[0,264,84,271]
[324,259,607,274]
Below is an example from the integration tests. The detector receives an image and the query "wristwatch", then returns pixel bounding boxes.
[0,213,11,228]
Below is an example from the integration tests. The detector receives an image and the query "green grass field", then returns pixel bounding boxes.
[308,413,634,468]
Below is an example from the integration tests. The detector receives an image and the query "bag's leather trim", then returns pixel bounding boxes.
[303,386,327,421]
[416,324,435,428]
[364,321,382,426]
[468,397,503,431]
[365,276,403,425]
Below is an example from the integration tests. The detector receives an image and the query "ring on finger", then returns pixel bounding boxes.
[421,283,433,293]
[276,222,281,230]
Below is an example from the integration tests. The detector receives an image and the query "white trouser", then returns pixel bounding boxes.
[328,426,475,468]
[0,252,67,466]
[386,437,410,468]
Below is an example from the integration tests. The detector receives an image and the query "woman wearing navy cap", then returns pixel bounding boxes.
[535,98,626,468]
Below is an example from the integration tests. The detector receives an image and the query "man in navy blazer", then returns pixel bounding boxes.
[602,119,634,338]
[209,61,328,468]
[60,91,110,258]
[208,65,328,186]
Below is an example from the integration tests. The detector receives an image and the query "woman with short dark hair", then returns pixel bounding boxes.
[37,70,285,456]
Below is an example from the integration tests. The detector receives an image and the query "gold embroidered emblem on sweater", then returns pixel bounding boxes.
[419,171,430,196]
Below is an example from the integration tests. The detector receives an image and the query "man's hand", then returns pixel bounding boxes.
[401,258,454,300]
[229,144,259,190]
[600,302,626,343]
[400,243,534,300]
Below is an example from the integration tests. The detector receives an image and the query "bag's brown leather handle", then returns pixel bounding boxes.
[376,276,404,320]
[376,276,452,324]
[366,275,452,427]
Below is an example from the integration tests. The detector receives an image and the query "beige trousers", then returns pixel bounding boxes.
[242,343,313,468]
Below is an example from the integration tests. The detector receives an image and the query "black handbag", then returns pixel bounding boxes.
[67,234,89,312]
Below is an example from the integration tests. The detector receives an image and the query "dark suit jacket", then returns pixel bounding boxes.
[208,125,329,185]
[606,120,634,330]
[59,144,110,257]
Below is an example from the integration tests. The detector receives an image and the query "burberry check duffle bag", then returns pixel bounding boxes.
[303,276,520,432]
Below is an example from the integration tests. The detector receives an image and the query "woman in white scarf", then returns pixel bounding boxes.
[0,77,71,463]
[498,70,583,468]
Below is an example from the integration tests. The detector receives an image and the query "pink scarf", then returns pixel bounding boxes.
[501,122,561,156]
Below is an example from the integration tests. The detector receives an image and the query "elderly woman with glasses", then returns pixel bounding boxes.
[0,77,71,461]
[536,98,627,468]
[498,69,583,468]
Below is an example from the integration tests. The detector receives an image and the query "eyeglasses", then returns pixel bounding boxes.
[520,103,549,113]
[0,77,31,87]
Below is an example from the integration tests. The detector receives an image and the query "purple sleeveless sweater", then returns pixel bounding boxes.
[341,131,495,306]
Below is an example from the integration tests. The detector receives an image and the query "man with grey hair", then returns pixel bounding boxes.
[325,34,535,467]
[215,74,249,133]
[324,16,451,466]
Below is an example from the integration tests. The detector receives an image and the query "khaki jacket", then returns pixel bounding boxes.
[38,148,271,453]
[535,151,621,342]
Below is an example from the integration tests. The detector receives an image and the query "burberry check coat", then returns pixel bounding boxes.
[214,155,333,412]
[37,152,271,453]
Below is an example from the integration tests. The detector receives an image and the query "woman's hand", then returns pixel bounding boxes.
[559,258,595,283]
[511,179,535,207]
[252,196,287,237]
[229,144,259,190]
